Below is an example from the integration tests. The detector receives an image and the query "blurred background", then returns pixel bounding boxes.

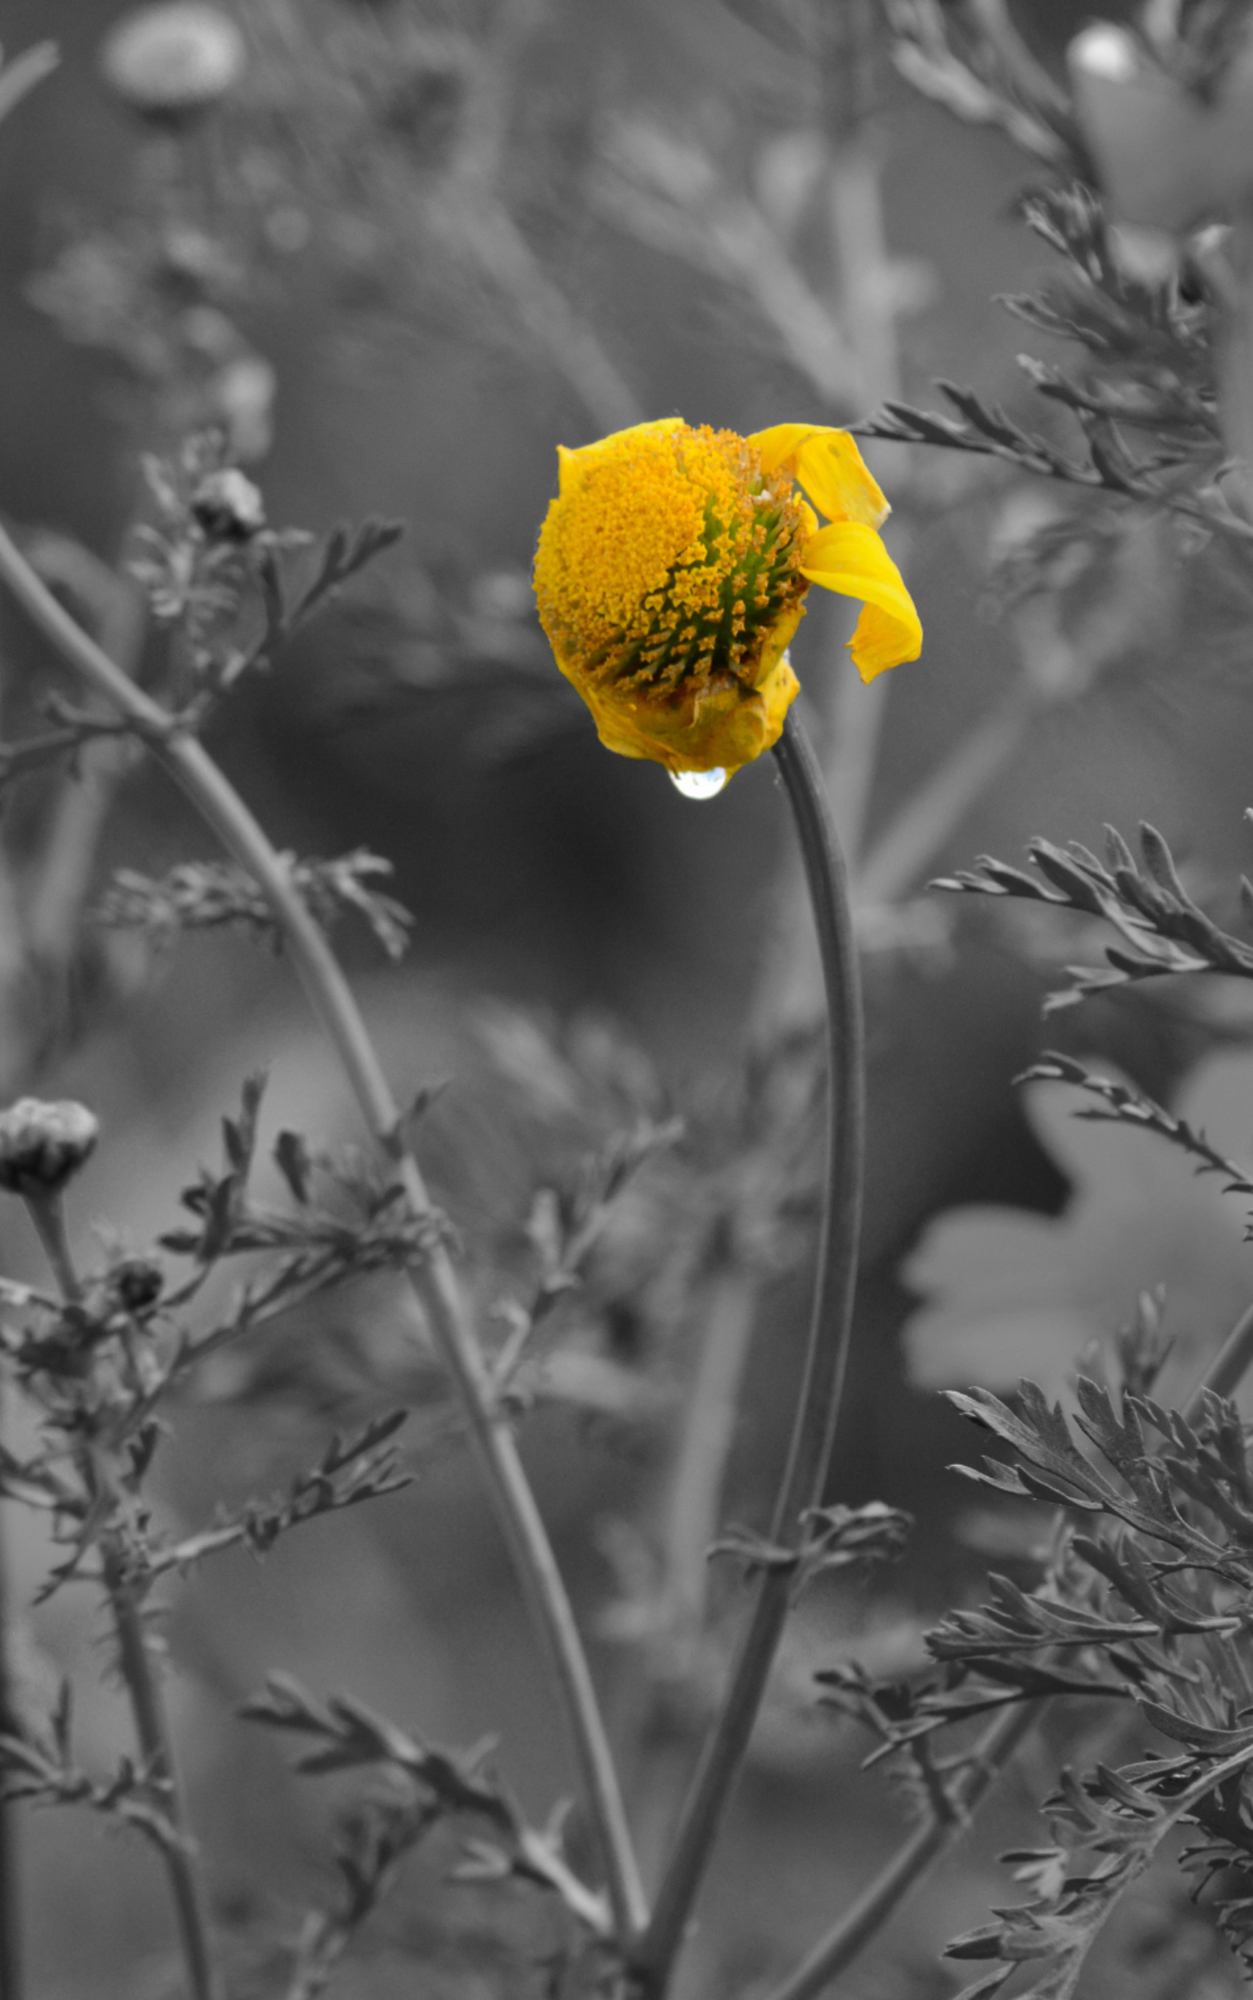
[3,1,1253,1995]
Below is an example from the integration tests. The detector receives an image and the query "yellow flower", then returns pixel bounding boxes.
[533,417,922,782]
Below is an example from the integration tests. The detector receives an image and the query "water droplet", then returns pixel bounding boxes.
[669,767,728,801]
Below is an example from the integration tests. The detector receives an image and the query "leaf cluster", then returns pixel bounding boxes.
[1,1680,185,1856]
[130,433,404,707]
[828,1375,1253,1991]
[710,1499,912,1602]
[871,20,1253,569]
[143,1410,412,1578]
[96,850,412,961]
[1020,1051,1253,1232]
[242,1674,611,1938]
[884,0,1085,169]
[935,819,1253,1010]
[282,1788,438,2000]
[0,1076,452,1604]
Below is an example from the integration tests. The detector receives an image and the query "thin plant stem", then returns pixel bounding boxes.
[634,706,865,1992]
[0,521,647,1942]
[659,1271,761,1668]
[0,1398,19,2000]
[104,1557,221,2000]
[22,1192,221,2000]
[0,569,24,2000]
[1184,1297,1253,1417]
[761,1293,1253,2000]
[1215,217,1253,519]
[856,683,1036,907]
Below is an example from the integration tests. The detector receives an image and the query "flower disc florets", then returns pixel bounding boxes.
[0,1099,99,1199]
[538,424,809,694]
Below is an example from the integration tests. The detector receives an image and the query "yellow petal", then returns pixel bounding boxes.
[551,611,803,780]
[557,417,687,496]
[799,521,922,682]
[748,424,889,528]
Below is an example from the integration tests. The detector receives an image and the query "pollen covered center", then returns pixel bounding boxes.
[534,423,810,696]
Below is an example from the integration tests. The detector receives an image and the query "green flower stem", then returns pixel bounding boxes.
[634,706,865,1994]
[0,521,648,1943]
[22,1192,222,2000]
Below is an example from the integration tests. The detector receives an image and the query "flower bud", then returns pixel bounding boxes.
[107,1256,165,1314]
[100,4,245,124]
[191,466,266,541]
[0,1099,99,1199]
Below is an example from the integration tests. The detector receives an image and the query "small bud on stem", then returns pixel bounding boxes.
[0,1099,99,1200]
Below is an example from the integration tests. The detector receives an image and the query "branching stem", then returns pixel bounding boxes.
[0,520,647,1943]
[635,706,865,1992]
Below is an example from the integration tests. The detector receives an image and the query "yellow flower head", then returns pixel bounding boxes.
[533,417,922,782]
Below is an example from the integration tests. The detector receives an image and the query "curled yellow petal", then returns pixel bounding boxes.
[800,521,922,682]
[748,424,889,528]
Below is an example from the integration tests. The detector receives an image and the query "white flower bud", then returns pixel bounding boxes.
[0,1099,99,1198]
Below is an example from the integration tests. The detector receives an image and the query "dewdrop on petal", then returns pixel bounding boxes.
[670,769,728,800]
[100,4,245,122]
[0,1099,99,1199]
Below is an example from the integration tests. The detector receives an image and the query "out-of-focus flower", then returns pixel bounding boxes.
[210,353,277,464]
[902,1052,1253,1407]
[1068,21,1253,233]
[533,418,921,781]
[0,1099,99,1199]
[100,4,245,122]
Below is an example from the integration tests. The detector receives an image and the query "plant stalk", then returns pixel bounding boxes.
[0,1411,18,2000]
[23,1192,221,2000]
[0,520,647,1943]
[634,706,865,1991]
[105,1559,221,2000]
[1184,1298,1253,1417]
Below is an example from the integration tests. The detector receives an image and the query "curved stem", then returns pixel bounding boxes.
[635,706,865,1991]
[0,520,647,1943]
